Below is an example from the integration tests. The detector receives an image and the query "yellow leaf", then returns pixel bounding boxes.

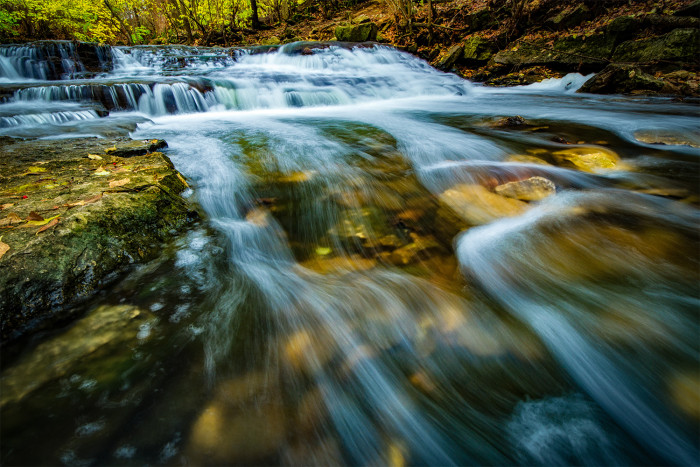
[315,246,332,256]
[105,146,117,153]
[27,166,47,173]
[0,239,9,260]
[109,178,130,188]
[87,154,103,160]
[94,166,111,176]
[24,214,60,227]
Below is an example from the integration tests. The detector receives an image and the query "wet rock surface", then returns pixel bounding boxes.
[0,137,199,342]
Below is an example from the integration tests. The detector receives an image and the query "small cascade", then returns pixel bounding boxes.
[1,39,699,467]
[0,41,112,81]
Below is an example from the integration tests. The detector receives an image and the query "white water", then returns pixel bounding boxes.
[1,42,699,466]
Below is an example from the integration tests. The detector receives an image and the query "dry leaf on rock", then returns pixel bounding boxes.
[36,217,59,234]
[64,193,103,208]
[0,212,23,227]
[0,239,9,259]
[27,211,44,221]
[87,154,103,160]
[109,178,130,188]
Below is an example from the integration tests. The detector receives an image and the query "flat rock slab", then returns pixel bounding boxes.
[0,137,198,342]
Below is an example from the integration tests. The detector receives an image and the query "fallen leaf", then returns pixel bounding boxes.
[109,178,130,188]
[87,154,103,160]
[36,217,59,234]
[0,212,23,227]
[315,246,332,256]
[27,166,47,173]
[94,169,111,176]
[0,239,9,260]
[23,214,60,227]
[64,193,103,208]
[27,211,44,221]
[1,203,14,210]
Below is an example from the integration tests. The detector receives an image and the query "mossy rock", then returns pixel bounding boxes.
[612,28,700,64]
[493,34,613,72]
[578,64,670,95]
[0,137,199,342]
[334,23,378,42]
[463,36,497,64]
[545,4,593,31]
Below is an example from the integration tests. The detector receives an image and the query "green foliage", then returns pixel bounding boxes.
[0,0,290,44]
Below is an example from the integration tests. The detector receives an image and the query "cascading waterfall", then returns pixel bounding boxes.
[0,41,698,466]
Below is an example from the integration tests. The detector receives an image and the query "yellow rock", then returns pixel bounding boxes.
[283,329,334,375]
[187,372,286,464]
[494,176,556,201]
[552,146,621,172]
[634,130,700,148]
[279,170,315,183]
[668,370,700,421]
[506,154,551,165]
[438,184,528,225]
[300,254,377,274]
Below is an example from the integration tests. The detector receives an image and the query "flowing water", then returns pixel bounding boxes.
[1,41,699,466]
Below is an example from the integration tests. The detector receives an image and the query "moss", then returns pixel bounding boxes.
[612,28,700,63]
[0,137,199,342]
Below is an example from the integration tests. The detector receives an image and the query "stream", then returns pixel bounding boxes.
[1,41,699,466]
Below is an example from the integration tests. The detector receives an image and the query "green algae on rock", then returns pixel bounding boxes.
[0,137,199,342]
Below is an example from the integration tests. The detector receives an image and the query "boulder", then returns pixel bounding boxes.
[465,8,496,31]
[545,4,593,31]
[436,44,464,70]
[494,176,556,201]
[493,34,614,72]
[438,184,528,226]
[0,137,197,342]
[578,64,669,95]
[463,36,497,64]
[334,22,378,42]
[612,28,700,64]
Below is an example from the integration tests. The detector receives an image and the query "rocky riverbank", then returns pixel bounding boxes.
[0,137,199,342]
[242,0,700,97]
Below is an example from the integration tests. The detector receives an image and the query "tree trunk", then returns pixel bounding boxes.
[103,0,134,45]
[250,0,260,29]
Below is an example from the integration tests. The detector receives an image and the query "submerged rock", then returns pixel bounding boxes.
[0,137,198,342]
[186,372,286,464]
[1,304,154,407]
[438,184,528,226]
[494,176,556,201]
[552,146,622,172]
[634,129,700,148]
